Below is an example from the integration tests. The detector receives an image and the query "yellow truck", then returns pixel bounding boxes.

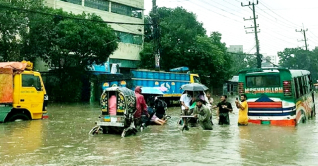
[0,61,48,122]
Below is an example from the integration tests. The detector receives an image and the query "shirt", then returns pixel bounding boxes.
[180,94,192,110]
[108,95,117,116]
[193,105,213,130]
[217,101,232,114]
[238,100,249,125]
[134,92,148,118]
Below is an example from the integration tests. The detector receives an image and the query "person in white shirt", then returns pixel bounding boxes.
[180,91,193,130]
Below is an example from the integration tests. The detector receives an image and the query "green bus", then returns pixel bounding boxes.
[238,67,315,126]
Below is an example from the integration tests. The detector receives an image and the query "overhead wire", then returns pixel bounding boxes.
[259,1,299,28]
[184,0,243,23]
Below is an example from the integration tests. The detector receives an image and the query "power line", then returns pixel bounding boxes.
[185,0,242,23]
[0,4,151,26]
[199,0,241,18]
[259,2,299,28]
[255,6,296,29]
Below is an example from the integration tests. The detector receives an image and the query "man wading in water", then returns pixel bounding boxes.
[193,98,213,130]
[216,95,233,125]
[235,94,248,126]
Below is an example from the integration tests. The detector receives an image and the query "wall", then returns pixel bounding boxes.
[44,0,144,65]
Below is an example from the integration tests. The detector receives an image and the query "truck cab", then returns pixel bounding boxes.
[0,61,48,122]
[190,74,200,83]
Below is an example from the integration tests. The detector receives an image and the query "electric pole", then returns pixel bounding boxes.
[242,0,261,68]
[152,0,160,70]
[296,25,308,50]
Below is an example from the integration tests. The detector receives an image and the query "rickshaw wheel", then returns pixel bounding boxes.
[89,126,101,135]
[121,130,127,138]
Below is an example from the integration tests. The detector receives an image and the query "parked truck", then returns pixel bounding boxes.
[0,61,48,122]
[100,67,200,102]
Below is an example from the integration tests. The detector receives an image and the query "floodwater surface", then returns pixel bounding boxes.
[1,97,318,165]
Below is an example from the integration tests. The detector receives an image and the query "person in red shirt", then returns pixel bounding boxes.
[134,86,149,129]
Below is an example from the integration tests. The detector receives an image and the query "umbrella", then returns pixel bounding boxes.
[141,87,164,95]
[181,83,208,91]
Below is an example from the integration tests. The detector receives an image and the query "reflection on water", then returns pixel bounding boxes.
[0,98,318,165]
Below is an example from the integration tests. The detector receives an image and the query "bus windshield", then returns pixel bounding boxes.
[246,74,280,87]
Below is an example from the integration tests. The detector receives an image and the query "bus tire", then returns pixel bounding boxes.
[7,113,30,122]
[301,111,306,123]
[311,108,316,118]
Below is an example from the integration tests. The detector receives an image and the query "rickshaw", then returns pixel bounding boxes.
[89,87,137,137]
[179,83,209,131]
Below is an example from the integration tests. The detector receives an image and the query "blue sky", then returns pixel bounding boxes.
[144,0,318,56]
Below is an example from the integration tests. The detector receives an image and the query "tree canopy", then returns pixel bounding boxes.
[140,7,234,88]
[278,47,318,81]
[0,0,118,70]
[0,0,119,101]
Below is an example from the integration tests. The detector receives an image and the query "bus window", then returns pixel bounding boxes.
[298,77,304,96]
[294,78,299,98]
[246,75,280,87]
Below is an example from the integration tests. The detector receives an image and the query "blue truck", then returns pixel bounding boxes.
[130,69,200,98]
[90,64,200,102]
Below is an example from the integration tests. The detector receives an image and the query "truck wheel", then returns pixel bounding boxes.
[7,113,30,122]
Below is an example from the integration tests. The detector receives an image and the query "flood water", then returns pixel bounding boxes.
[1,96,318,165]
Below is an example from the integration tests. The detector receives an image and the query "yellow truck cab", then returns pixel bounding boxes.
[190,74,200,84]
[0,61,48,122]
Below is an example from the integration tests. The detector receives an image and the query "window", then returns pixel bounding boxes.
[294,78,299,98]
[22,74,42,91]
[61,0,82,5]
[193,76,201,83]
[246,75,280,88]
[298,77,304,96]
[115,31,142,45]
[111,2,142,19]
[84,0,109,11]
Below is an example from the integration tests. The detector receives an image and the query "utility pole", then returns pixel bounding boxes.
[152,0,160,70]
[242,0,261,68]
[296,24,308,50]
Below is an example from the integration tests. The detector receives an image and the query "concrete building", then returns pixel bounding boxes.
[44,0,144,69]
[227,45,243,53]
[262,53,278,66]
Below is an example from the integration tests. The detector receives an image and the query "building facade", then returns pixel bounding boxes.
[227,45,243,53]
[44,0,144,69]
[262,53,278,66]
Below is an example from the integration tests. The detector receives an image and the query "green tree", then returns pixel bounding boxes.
[140,7,234,90]
[0,0,42,61]
[278,47,318,81]
[23,11,118,70]
[19,6,118,102]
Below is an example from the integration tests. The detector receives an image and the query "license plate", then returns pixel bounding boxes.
[97,121,124,127]
[104,116,111,122]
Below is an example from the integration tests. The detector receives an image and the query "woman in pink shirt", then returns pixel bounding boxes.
[108,95,117,115]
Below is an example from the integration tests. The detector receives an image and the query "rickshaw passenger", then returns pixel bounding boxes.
[180,91,193,130]
[154,97,167,119]
[134,86,150,127]
[108,95,117,116]
[150,114,166,125]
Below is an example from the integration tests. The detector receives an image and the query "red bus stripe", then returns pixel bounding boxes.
[248,102,282,108]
